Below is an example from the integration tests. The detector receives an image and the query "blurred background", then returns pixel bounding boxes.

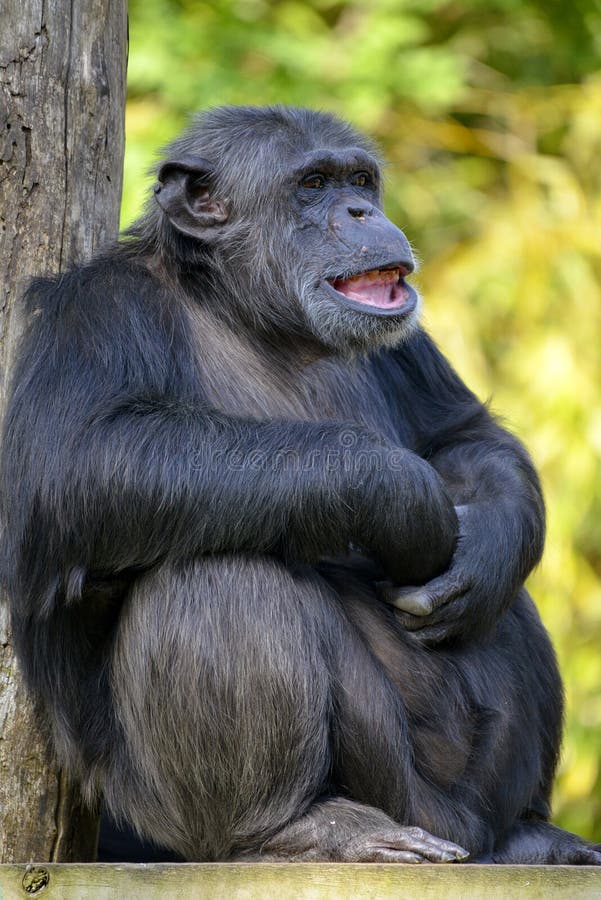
[122,0,601,840]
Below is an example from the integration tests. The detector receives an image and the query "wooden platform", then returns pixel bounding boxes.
[2,863,601,899]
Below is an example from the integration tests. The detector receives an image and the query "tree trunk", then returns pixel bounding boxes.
[0,0,127,863]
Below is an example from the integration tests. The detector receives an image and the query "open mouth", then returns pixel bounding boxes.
[327,265,412,311]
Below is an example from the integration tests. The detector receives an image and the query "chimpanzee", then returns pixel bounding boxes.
[1,105,599,865]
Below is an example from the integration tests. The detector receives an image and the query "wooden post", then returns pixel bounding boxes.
[0,0,127,862]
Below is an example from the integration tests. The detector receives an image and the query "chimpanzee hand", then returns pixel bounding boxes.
[351,447,458,589]
[379,505,518,645]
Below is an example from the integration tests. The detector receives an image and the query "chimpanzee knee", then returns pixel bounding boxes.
[106,556,337,858]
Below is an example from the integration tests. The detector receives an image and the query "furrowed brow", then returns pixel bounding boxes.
[293,148,379,180]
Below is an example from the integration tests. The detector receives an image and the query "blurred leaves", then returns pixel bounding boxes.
[124,0,601,839]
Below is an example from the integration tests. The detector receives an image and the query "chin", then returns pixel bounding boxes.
[302,288,421,355]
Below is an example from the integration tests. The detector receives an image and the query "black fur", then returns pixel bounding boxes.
[1,105,598,864]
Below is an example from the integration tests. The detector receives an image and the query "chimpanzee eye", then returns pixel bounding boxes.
[351,171,372,188]
[301,174,326,189]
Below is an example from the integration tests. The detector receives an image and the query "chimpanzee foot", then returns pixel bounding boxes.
[235,798,469,863]
[486,820,601,865]
[335,826,469,863]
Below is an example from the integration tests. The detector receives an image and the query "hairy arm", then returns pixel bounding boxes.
[377,328,545,643]
[0,265,457,617]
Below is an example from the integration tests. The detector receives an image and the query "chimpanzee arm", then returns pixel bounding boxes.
[377,328,545,643]
[0,266,457,618]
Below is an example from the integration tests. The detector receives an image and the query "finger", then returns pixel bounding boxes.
[564,846,601,865]
[381,584,433,616]
[410,622,460,645]
[366,848,425,863]
[388,571,470,616]
[344,834,426,864]
[395,599,463,630]
[413,591,471,631]
[395,610,438,631]
[379,827,470,862]
[423,836,469,860]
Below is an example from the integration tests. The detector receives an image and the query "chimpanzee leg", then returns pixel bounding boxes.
[466,593,601,866]
[238,580,569,864]
[317,565,577,862]
[485,820,601,865]
[105,554,467,862]
[404,589,600,866]
[107,555,331,860]
[106,556,575,863]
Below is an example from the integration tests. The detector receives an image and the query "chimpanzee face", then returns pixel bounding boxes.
[153,107,420,352]
[286,144,419,351]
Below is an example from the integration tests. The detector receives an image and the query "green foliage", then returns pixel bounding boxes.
[124,0,601,839]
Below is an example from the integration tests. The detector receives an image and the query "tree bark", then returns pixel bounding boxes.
[0,0,127,863]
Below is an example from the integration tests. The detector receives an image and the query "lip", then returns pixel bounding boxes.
[323,262,418,317]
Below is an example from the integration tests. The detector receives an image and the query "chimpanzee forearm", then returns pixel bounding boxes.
[380,328,546,638]
[2,390,457,607]
[83,403,458,579]
[430,429,545,594]
[381,424,545,639]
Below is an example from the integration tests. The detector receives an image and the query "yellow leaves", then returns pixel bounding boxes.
[121,99,185,228]
[560,750,598,802]
[589,412,601,457]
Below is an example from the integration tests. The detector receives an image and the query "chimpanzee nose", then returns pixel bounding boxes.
[347,206,373,219]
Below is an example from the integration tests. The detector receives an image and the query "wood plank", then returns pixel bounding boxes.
[1,863,601,900]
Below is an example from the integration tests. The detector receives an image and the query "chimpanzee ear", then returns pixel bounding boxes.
[154,154,231,238]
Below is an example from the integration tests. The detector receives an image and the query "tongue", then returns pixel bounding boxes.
[332,274,406,309]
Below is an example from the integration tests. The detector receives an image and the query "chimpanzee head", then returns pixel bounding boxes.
[150,106,419,353]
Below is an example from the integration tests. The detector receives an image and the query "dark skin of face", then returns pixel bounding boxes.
[292,150,418,318]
